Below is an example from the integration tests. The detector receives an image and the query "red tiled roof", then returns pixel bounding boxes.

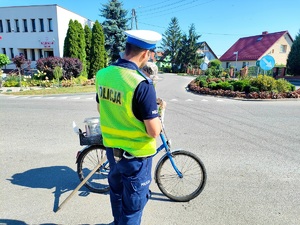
[219,31,292,61]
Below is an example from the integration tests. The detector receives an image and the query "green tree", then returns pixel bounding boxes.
[177,24,202,72]
[100,0,128,63]
[74,20,87,77]
[63,20,87,77]
[89,20,107,79]
[161,17,182,70]
[63,20,76,57]
[0,54,10,68]
[84,25,92,76]
[287,30,300,75]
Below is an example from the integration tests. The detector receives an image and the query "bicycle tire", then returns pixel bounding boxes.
[155,150,206,202]
[77,145,110,193]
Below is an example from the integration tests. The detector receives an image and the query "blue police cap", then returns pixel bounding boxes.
[125,30,162,50]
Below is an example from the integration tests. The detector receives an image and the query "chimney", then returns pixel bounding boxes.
[262,31,268,35]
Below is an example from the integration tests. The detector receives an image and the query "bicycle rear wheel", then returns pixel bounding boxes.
[155,150,206,202]
[77,145,110,193]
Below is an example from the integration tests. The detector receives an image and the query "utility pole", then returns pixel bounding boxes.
[131,9,138,30]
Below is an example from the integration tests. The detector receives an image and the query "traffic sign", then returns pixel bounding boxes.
[200,63,208,71]
[259,55,275,71]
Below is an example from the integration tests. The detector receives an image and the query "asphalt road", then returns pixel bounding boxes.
[0,73,300,225]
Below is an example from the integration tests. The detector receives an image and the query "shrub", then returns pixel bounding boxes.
[290,84,296,91]
[219,81,233,91]
[276,79,293,93]
[199,80,208,87]
[2,75,19,87]
[0,54,10,68]
[208,81,217,89]
[249,86,259,93]
[250,75,276,91]
[53,66,63,86]
[74,75,88,85]
[233,79,250,91]
[36,57,82,80]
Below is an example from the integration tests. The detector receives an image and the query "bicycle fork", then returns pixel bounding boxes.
[158,133,183,178]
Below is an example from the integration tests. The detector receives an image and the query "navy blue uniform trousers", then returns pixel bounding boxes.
[106,148,153,225]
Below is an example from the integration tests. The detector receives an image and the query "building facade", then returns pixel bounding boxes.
[219,31,293,71]
[0,4,93,69]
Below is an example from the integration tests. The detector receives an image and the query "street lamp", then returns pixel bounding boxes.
[233,51,238,70]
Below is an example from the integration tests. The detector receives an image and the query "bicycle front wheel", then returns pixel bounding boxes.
[77,145,110,193]
[155,150,206,202]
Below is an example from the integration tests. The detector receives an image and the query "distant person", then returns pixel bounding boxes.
[142,62,166,122]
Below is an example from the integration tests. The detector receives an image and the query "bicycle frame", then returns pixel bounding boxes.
[154,124,183,178]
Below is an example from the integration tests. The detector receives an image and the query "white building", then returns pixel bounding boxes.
[0,4,93,70]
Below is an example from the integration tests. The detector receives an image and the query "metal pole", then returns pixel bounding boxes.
[235,51,238,72]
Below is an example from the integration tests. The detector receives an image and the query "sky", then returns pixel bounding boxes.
[1,0,300,57]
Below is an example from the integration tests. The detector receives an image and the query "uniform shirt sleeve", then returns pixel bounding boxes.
[132,80,158,121]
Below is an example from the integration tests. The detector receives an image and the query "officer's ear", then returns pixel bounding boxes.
[139,49,149,64]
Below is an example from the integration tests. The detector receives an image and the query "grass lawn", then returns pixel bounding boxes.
[2,85,96,95]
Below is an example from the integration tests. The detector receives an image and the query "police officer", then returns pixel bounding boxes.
[95,30,162,225]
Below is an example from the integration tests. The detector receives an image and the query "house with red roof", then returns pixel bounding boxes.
[219,31,293,72]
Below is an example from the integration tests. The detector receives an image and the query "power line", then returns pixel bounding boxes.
[137,0,192,13]
[138,0,212,18]
[136,0,175,12]
[138,21,251,37]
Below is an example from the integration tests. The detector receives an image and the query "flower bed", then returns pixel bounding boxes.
[188,80,300,99]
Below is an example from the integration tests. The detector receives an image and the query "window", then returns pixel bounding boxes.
[23,49,28,59]
[280,45,287,53]
[2,48,6,55]
[23,19,28,32]
[15,19,20,32]
[39,49,43,58]
[7,20,11,32]
[48,18,53,32]
[0,20,3,33]
[31,49,35,61]
[31,19,36,32]
[39,18,44,32]
[10,48,14,58]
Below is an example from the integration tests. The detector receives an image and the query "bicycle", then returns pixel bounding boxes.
[73,117,207,202]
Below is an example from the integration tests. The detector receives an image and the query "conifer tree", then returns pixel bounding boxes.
[287,30,300,75]
[63,20,87,77]
[161,17,182,70]
[177,24,202,72]
[74,20,87,77]
[89,20,107,79]
[63,20,77,58]
[84,25,92,77]
[100,0,128,63]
